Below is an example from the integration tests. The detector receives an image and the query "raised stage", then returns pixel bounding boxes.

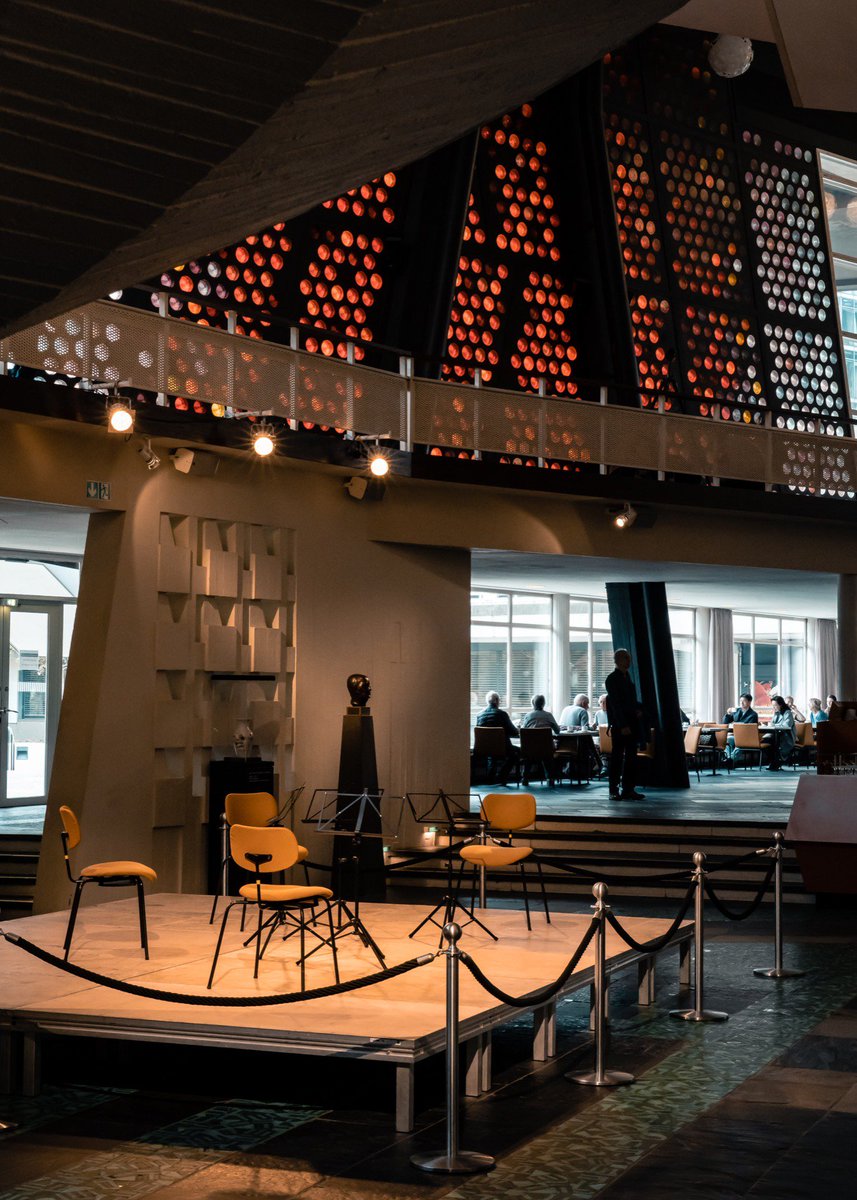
[0,894,692,1130]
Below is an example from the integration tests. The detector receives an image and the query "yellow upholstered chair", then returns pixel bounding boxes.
[58,805,157,962]
[209,788,309,923]
[208,824,339,990]
[458,793,549,931]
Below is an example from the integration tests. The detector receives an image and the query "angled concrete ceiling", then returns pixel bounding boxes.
[0,0,679,336]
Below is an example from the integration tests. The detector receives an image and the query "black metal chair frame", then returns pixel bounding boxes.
[207,852,340,991]
[60,829,149,962]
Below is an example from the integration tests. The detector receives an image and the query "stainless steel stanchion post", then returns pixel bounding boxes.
[670,852,728,1022]
[568,883,634,1087]
[754,832,805,979]
[0,1119,18,1134]
[411,923,495,1175]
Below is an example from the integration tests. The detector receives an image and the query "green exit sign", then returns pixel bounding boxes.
[85,481,111,500]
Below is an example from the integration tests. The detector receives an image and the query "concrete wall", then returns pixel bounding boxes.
[2,410,857,912]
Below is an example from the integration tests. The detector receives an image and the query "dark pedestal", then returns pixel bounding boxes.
[335,707,385,901]
[208,757,274,893]
[786,775,857,896]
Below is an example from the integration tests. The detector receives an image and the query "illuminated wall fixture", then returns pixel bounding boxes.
[708,34,753,78]
[138,438,161,471]
[611,502,637,529]
[107,399,134,433]
[369,452,390,478]
[251,422,276,457]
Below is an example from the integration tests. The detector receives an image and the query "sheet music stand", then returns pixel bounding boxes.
[405,790,497,943]
[304,788,400,966]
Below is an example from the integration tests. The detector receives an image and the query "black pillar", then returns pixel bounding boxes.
[335,705,386,901]
[605,582,689,788]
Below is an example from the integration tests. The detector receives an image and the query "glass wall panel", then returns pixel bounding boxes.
[471,624,507,724]
[511,629,550,720]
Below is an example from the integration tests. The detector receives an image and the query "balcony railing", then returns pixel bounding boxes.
[2,300,854,498]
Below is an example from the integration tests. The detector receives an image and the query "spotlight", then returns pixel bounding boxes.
[138,438,160,471]
[708,34,753,79]
[611,503,637,529]
[251,422,276,457]
[107,400,134,433]
[369,453,390,478]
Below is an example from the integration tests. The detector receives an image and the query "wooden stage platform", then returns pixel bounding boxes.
[0,894,693,1130]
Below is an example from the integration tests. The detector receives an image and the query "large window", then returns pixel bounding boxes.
[733,614,807,714]
[471,591,551,723]
[568,599,613,705]
[820,152,857,414]
[669,606,695,717]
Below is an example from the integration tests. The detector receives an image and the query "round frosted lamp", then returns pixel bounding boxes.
[252,428,275,457]
[369,454,389,477]
[108,402,134,433]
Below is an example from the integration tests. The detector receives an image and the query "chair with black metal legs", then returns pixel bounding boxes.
[456,793,550,932]
[58,805,157,962]
[209,788,309,924]
[207,824,339,991]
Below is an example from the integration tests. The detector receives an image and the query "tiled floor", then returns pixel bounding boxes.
[2,894,856,1199]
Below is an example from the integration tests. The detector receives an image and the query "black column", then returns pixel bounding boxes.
[605,582,689,788]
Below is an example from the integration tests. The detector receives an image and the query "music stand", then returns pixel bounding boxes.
[270,783,306,826]
[304,788,400,966]
[405,790,497,943]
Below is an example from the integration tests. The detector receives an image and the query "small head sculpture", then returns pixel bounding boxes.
[347,673,372,707]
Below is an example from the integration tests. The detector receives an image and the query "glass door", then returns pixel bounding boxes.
[0,602,66,807]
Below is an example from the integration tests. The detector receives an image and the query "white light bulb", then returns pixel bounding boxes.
[108,403,134,433]
[253,431,275,457]
[369,455,389,477]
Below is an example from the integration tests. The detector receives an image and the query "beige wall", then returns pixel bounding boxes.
[2,410,856,912]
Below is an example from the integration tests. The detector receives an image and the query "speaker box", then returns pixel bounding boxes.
[172,448,220,476]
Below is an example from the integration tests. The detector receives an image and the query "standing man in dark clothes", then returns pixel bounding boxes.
[476,691,520,785]
[605,648,645,801]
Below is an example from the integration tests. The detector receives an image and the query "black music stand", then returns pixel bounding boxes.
[405,790,497,943]
[304,788,399,966]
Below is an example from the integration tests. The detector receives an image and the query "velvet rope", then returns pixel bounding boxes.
[703,859,777,921]
[459,916,598,1008]
[0,931,435,1007]
[603,883,696,953]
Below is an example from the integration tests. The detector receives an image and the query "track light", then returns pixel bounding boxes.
[251,422,276,457]
[107,400,134,433]
[138,438,160,471]
[612,503,637,529]
[369,453,390,478]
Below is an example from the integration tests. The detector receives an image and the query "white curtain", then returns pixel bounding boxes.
[708,608,734,722]
[816,618,838,700]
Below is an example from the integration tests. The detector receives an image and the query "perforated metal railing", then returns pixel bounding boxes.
[2,300,855,497]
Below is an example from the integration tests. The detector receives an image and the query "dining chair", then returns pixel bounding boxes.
[473,725,518,786]
[58,805,157,962]
[732,722,765,769]
[207,824,339,990]
[518,726,559,787]
[684,724,703,780]
[457,793,549,931]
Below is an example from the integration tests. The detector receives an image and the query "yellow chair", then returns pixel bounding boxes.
[457,793,549,931]
[207,824,339,990]
[209,788,309,924]
[732,722,765,769]
[58,805,157,962]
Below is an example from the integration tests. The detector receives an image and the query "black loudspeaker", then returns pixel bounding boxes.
[207,758,274,892]
[786,775,857,895]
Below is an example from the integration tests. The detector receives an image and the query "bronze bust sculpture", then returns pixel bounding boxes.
[346,673,372,707]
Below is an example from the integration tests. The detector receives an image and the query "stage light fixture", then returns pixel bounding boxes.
[708,34,753,78]
[138,438,161,471]
[612,503,637,529]
[369,453,390,478]
[107,400,134,433]
[251,422,276,457]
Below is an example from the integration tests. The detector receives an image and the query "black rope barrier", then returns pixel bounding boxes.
[539,857,694,887]
[603,883,696,954]
[0,931,435,1007]
[703,859,777,921]
[459,916,598,1008]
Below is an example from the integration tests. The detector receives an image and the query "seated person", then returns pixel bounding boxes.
[476,691,519,784]
[560,694,591,729]
[826,694,838,714]
[520,694,560,734]
[808,697,828,728]
[592,693,610,728]
[784,695,806,722]
[724,693,758,762]
[764,694,796,770]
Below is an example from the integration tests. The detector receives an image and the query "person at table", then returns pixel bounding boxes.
[723,693,758,724]
[560,694,590,729]
[520,694,560,734]
[808,697,828,728]
[591,693,610,728]
[476,691,519,785]
[784,695,806,722]
[826,694,838,714]
[764,695,796,770]
[605,649,645,801]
